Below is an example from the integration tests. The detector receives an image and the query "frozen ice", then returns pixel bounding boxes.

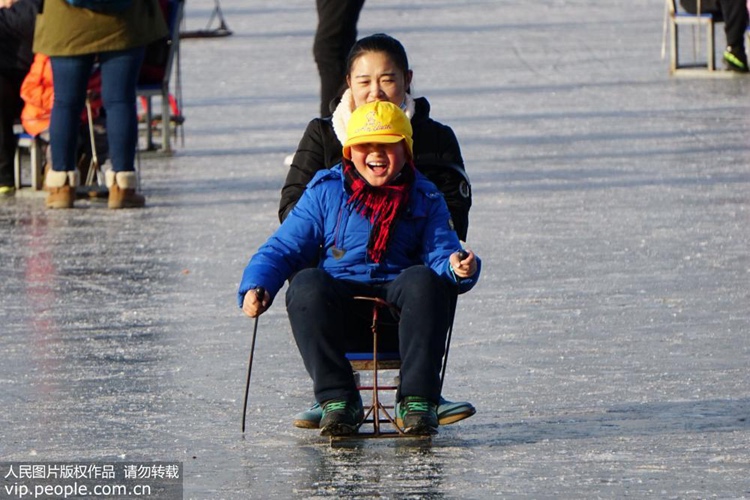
[1,0,749,498]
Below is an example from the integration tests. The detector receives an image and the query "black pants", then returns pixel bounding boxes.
[0,71,25,187]
[313,0,365,117]
[286,266,452,405]
[680,0,749,48]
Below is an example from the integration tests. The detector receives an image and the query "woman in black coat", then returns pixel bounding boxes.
[279,33,472,242]
[279,33,476,430]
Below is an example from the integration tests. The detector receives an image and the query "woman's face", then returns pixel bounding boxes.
[349,141,406,187]
[347,51,410,108]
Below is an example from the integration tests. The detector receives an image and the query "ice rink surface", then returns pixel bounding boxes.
[1,0,749,498]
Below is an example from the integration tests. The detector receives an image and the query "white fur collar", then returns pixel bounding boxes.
[331,89,416,145]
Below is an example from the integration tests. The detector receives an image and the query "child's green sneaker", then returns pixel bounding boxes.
[397,396,438,435]
[0,186,15,197]
[319,396,363,437]
[397,396,475,428]
[295,396,475,429]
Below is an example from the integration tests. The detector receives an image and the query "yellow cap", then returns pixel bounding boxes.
[342,101,413,160]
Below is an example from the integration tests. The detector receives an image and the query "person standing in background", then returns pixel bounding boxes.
[33,0,167,209]
[0,0,41,197]
[680,0,749,71]
[314,0,365,117]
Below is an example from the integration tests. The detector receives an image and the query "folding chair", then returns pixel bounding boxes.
[137,0,184,153]
[663,0,719,74]
[13,124,44,191]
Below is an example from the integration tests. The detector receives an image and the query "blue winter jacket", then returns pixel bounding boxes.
[237,164,481,306]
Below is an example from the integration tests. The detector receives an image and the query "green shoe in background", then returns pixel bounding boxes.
[723,46,749,73]
[397,396,438,435]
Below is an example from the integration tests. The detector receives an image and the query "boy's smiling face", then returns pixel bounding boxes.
[350,141,407,187]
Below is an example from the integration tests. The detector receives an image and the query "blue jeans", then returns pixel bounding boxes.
[49,46,145,173]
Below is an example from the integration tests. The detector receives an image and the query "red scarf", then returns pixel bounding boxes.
[343,160,414,263]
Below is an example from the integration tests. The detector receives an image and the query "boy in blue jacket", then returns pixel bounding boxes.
[239,101,480,436]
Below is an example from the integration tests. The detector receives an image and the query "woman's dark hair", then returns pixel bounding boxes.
[345,33,410,78]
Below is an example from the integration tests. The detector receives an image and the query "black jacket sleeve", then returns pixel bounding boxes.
[278,117,341,222]
[411,100,471,241]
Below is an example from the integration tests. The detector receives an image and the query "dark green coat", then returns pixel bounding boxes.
[33,0,167,56]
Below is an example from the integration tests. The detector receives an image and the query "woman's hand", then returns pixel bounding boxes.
[242,288,270,318]
[450,249,477,279]
[1,0,19,8]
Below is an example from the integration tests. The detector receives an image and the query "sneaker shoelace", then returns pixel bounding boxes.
[322,400,348,415]
[404,399,431,414]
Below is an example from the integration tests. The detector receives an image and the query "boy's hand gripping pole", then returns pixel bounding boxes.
[241,287,265,433]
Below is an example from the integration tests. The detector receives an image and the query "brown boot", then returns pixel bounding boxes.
[106,171,145,209]
[45,170,78,209]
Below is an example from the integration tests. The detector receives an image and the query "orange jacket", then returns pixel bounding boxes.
[20,53,103,137]
[20,54,54,137]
